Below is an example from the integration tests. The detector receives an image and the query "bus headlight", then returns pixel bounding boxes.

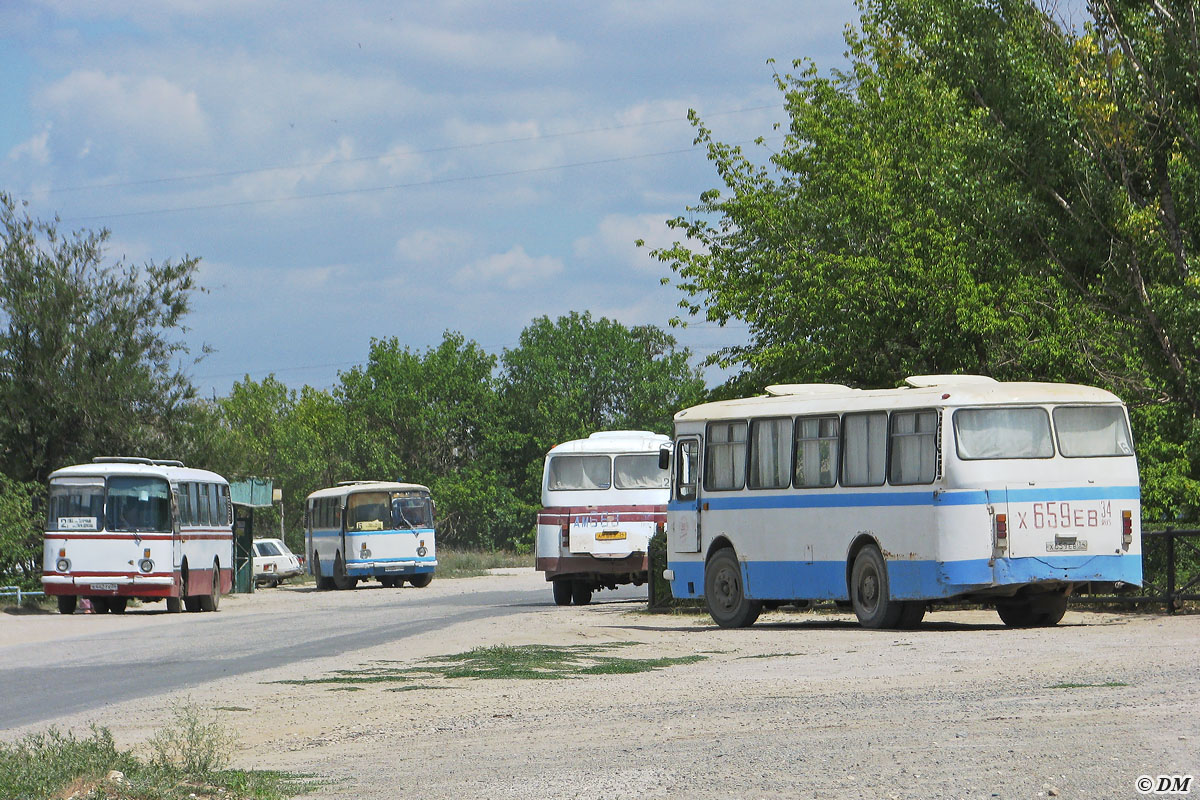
[56,557,71,573]
[138,558,154,573]
[417,546,428,557]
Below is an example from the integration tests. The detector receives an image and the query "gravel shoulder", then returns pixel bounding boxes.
[4,570,1197,800]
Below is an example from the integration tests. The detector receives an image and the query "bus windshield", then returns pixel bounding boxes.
[47,476,171,532]
[613,454,669,489]
[346,491,433,530]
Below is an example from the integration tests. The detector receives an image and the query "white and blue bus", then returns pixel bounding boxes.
[663,376,1141,629]
[305,481,436,590]
[42,457,233,614]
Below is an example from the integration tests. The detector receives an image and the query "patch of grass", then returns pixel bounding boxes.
[415,642,704,680]
[435,549,529,579]
[1048,681,1130,689]
[736,652,804,660]
[0,706,315,800]
[214,706,251,712]
[386,685,451,692]
[270,670,414,687]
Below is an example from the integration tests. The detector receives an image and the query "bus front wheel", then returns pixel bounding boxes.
[333,553,356,591]
[57,595,77,615]
[851,546,904,629]
[704,548,761,628]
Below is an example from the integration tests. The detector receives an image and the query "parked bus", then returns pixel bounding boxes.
[305,481,436,590]
[536,431,670,605]
[42,457,233,614]
[663,376,1141,629]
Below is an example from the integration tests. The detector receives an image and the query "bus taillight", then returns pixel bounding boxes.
[1122,510,1133,547]
[560,523,569,548]
[995,514,1008,543]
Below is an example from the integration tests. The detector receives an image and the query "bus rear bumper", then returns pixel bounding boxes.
[537,554,647,582]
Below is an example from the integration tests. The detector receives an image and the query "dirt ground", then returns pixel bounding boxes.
[5,569,1198,800]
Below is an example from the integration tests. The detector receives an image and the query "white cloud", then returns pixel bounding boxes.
[573,213,678,272]
[394,227,473,263]
[355,21,575,71]
[454,245,563,290]
[40,70,209,151]
[7,127,51,165]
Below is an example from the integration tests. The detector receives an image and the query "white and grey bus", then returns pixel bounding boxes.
[663,376,1141,628]
[536,431,670,605]
[42,457,233,614]
[305,481,436,590]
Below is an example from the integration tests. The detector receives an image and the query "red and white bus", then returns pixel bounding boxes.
[535,431,670,605]
[42,457,234,614]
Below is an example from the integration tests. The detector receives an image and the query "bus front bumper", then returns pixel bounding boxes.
[42,574,175,597]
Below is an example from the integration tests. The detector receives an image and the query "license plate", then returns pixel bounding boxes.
[595,531,627,541]
[1046,540,1088,552]
[90,583,118,592]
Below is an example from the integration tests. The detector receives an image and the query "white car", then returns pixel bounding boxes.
[253,538,303,587]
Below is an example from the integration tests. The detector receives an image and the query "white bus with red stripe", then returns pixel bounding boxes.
[42,457,233,614]
[535,431,670,605]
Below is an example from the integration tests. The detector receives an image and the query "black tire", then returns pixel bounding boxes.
[333,553,356,591]
[704,548,762,628]
[313,553,335,591]
[199,565,220,612]
[108,597,128,614]
[57,595,77,615]
[408,573,433,588]
[552,579,572,606]
[850,545,903,629]
[379,576,396,588]
[897,601,926,629]
[571,580,593,606]
[998,593,1067,628]
[91,597,111,614]
[166,597,182,613]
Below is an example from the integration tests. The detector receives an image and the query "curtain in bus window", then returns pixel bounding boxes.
[749,418,791,489]
[705,421,747,490]
[547,455,612,490]
[794,416,839,488]
[1053,406,1135,457]
[889,410,938,484]
[614,454,669,489]
[188,483,202,526]
[347,492,391,531]
[842,412,887,486]
[178,482,192,526]
[207,483,221,527]
[955,408,1054,459]
[106,477,171,532]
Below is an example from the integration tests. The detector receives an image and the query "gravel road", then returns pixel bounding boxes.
[3,569,1196,800]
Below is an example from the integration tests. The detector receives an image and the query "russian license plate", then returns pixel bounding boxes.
[90,583,118,592]
[1046,539,1088,552]
[595,531,627,541]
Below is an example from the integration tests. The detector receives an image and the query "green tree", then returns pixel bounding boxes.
[652,1,1200,519]
[498,311,706,505]
[0,193,203,484]
[0,475,41,588]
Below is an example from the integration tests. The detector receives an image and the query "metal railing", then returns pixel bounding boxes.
[1071,527,1200,613]
[0,585,44,604]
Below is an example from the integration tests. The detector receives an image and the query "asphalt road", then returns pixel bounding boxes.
[0,577,642,731]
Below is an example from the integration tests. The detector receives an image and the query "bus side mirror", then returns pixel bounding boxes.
[658,446,671,471]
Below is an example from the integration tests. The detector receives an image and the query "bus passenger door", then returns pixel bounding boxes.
[668,436,702,553]
[170,487,183,571]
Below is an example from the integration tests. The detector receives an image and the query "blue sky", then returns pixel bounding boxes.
[1,0,860,397]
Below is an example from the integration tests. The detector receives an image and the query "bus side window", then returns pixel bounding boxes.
[675,439,700,501]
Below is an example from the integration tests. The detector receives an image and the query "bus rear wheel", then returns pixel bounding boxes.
[312,553,335,591]
[199,564,220,612]
[166,597,182,613]
[552,579,572,606]
[997,593,1067,628]
[851,545,903,629]
[570,581,592,605]
[408,573,433,588]
[704,548,761,628]
[57,595,77,615]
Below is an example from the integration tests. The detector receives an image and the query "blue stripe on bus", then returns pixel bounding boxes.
[666,485,1139,513]
[666,554,1142,602]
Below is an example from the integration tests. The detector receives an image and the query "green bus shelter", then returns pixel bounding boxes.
[230,478,275,593]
